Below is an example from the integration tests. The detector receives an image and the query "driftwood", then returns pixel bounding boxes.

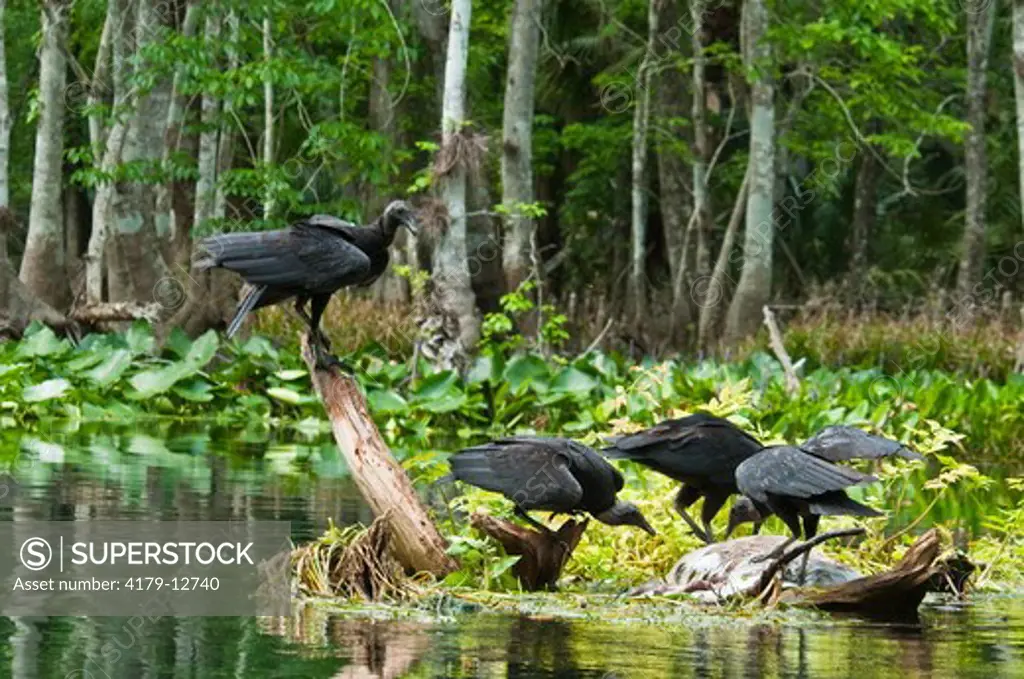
[301,336,456,577]
[654,529,965,621]
[762,305,800,394]
[470,513,588,591]
[779,528,949,619]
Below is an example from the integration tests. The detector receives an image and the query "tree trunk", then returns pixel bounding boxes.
[262,14,275,220]
[85,0,128,303]
[659,1,692,338]
[0,0,10,209]
[433,0,479,348]
[194,15,222,231]
[107,0,172,304]
[213,11,239,222]
[690,0,712,284]
[301,338,456,576]
[848,151,881,300]
[156,0,199,248]
[724,0,775,344]
[500,0,543,293]
[1014,1,1024,235]
[628,0,659,324]
[957,0,996,313]
[20,0,70,309]
[698,168,749,351]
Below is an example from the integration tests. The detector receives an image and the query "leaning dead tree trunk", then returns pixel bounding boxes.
[470,514,588,591]
[300,338,456,576]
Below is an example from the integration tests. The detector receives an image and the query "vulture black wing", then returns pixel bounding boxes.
[735,446,877,505]
[449,438,584,512]
[800,426,923,462]
[603,413,763,484]
[197,218,372,292]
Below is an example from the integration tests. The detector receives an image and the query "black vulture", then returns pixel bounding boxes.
[194,200,417,367]
[602,413,764,543]
[800,425,923,463]
[725,446,884,582]
[449,437,656,535]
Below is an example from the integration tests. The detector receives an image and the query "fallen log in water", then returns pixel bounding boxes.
[301,337,457,578]
[778,528,955,619]
[470,513,589,591]
[644,528,966,620]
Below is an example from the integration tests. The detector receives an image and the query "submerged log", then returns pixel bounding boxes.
[301,337,457,577]
[470,513,588,591]
[651,528,961,621]
[780,528,947,619]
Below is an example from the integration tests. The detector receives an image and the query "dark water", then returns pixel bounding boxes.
[0,424,1022,679]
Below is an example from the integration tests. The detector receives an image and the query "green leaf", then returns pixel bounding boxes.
[503,354,550,393]
[417,391,467,413]
[184,330,219,367]
[165,327,194,359]
[23,378,71,403]
[267,387,312,405]
[84,349,133,387]
[125,322,156,355]
[16,326,69,359]
[129,363,192,398]
[173,379,215,403]
[414,371,458,399]
[367,389,408,414]
[274,369,307,381]
[550,366,599,396]
[467,355,497,385]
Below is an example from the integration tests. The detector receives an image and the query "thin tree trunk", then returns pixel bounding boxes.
[107,0,172,303]
[1014,1,1024,234]
[156,0,199,245]
[0,0,11,208]
[262,14,274,219]
[957,0,996,313]
[629,0,659,323]
[660,0,693,338]
[194,14,221,230]
[724,0,775,344]
[500,0,543,293]
[86,7,113,160]
[213,11,239,221]
[848,151,881,300]
[698,168,749,351]
[433,0,479,348]
[85,0,130,303]
[20,0,70,309]
[690,0,711,282]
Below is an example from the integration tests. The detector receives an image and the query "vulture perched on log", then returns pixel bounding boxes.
[194,200,417,367]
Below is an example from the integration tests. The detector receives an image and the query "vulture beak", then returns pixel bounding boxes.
[402,215,419,236]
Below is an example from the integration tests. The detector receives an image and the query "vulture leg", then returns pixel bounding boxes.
[751,502,802,564]
[674,486,711,543]
[797,514,821,585]
[515,506,555,536]
[700,489,731,544]
[307,295,343,371]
